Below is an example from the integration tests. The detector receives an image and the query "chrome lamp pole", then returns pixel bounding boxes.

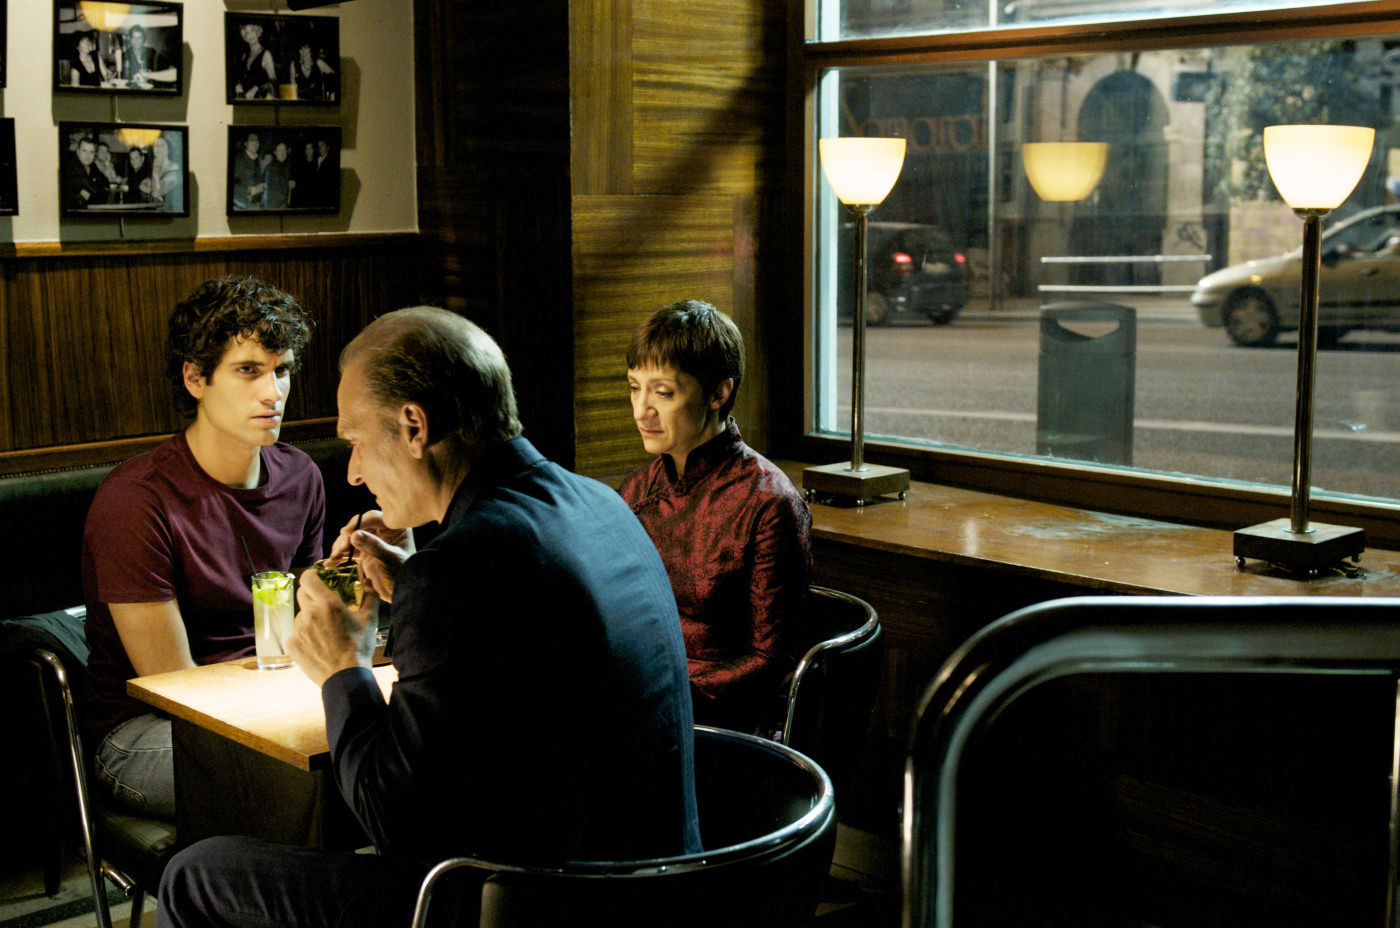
[1233,124,1374,575]
[804,137,911,506]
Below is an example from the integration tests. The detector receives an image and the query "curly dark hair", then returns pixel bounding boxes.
[165,275,312,416]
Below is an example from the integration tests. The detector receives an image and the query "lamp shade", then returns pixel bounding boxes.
[819,138,906,206]
[1264,125,1375,210]
[117,127,164,149]
[1022,142,1109,202]
[80,2,132,31]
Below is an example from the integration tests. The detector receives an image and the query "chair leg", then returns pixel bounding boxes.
[129,886,146,928]
[42,848,62,897]
[85,851,114,928]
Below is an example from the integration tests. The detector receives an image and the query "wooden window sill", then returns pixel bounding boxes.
[777,461,1400,597]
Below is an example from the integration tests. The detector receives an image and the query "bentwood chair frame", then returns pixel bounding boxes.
[774,585,881,802]
[31,648,176,928]
[778,585,881,747]
[902,595,1400,928]
[410,726,837,928]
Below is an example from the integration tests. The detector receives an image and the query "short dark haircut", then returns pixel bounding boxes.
[626,299,745,419]
[340,307,522,460]
[165,275,312,416]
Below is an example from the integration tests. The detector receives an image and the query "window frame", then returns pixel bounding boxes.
[783,0,1400,547]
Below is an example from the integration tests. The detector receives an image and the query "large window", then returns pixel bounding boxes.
[807,3,1400,516]
[822,0,1361,41]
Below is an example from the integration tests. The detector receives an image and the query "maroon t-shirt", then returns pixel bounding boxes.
[81,432,325,738]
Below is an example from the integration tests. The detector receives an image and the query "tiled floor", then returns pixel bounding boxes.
[817,824,900,926]
[0,857,139,928]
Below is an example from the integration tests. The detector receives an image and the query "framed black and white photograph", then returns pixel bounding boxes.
[54,1,182,96]
[227,126,340,214]
[59,122,188,217]
[225,13,338,104]
[0,120,17,216]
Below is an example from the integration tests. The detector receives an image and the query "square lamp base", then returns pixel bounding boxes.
[1233,518,1365,576]
[802,461,910,506]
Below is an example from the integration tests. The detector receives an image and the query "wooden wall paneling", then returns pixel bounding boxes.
[729,193,770,455]
[0,238,421,474]
[413,0,575,466]
[630,0,786,196]
[414,0,570,160]
[416,166,494,319]
[493,162,576,468]
[413,0,453,169]
[569,0,634,196]
[571,194,741,477]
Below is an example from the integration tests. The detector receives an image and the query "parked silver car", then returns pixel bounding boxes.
[1192,204,1400,347]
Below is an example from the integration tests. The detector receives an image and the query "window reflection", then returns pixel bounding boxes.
[815,37,1400,501]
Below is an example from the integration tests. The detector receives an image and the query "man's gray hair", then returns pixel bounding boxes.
[340,307,522,458]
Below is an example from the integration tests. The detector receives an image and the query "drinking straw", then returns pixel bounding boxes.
[344,512,363,563]
[240,535,256,575]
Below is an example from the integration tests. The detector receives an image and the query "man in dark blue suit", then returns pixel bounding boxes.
[156,307,700,928]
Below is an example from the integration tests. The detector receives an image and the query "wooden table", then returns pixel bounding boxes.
[128,659,396,848]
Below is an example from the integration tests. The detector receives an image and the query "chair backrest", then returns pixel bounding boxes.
[412,726,837,928]
[779,585,882,795]
[0,465,114,617]
[902,595,1400,928]
[0,611,92,876]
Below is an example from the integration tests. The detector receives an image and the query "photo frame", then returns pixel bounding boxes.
[54,1,183,96]
[227,126,340,214]
[59,122,189,217]
[225,13,339,105]
[0,120,16,216]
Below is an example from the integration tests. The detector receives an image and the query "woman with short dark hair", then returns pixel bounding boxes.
[620,299,812,732]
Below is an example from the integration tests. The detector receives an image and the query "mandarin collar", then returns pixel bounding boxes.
[662,418,742,487]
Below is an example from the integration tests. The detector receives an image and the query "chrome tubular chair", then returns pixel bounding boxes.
[410,726,837,928]
[901,595,1400,928]
[25,641,177,928]
[777,586,882,800]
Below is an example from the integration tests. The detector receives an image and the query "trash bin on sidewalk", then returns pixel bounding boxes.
[1036,301,1136,465]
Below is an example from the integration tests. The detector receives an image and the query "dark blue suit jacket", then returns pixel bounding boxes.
[322,437,700,869]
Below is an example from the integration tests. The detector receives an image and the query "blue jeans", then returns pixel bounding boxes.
[95,713,176,819]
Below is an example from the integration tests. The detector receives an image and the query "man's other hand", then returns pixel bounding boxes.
[288,570,377,688]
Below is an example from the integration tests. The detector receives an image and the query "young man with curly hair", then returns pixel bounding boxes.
[81,275,326,818]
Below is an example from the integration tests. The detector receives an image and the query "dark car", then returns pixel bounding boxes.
[838,221,969,326]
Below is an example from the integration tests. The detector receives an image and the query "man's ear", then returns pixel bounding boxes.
[182,361,205,401]
[709,378,735,412]
[400,402,430,459]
